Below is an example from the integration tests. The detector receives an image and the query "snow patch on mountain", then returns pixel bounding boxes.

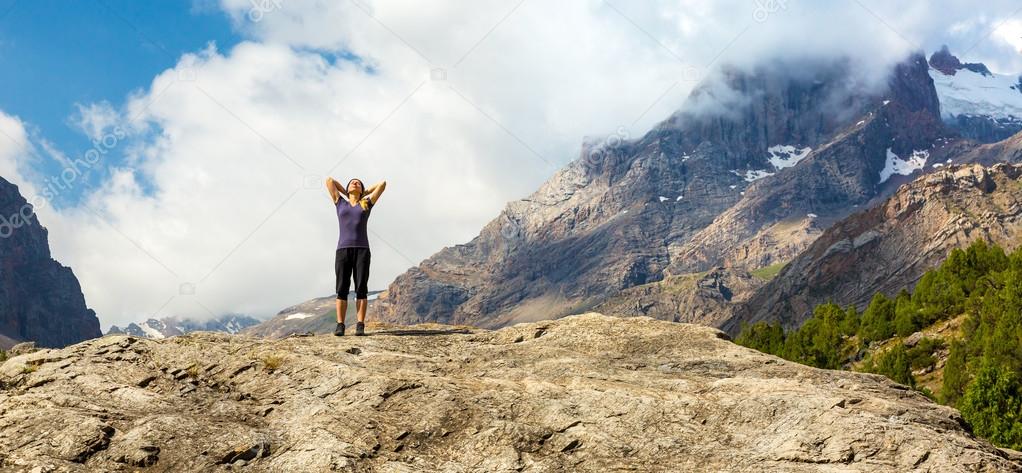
[139,320,167,339]
[880,149,928,183]
[285,312,318,321]
[731,169,775,182]
[106,314,261,339]
[767,145,812,170]
[929,66,1022,121]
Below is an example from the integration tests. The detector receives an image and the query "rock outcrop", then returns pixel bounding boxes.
[593,267,762,326]
[727,163,1022,334]
[0,176,100,349]
[0,313,1017,471]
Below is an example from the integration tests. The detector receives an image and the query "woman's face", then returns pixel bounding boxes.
[348,180,363,194]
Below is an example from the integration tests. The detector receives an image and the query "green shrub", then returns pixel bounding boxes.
[735,321,785,356]
[906,338,943,371]
[941,340,970,405]
[781,303,849,369]
[958,360,1022,450]
[859,293,896,344]
[862,343,915,387]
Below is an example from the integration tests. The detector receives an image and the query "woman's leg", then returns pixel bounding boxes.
[336,299,347,324]
[353,248,371,324]
[356,299,367,323]
[335,248,354,325]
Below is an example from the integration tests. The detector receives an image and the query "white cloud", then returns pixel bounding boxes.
[0,113,33,184]
[71,102,121,142]
[4,0,1022,329]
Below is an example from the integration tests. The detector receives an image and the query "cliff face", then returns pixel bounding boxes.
[0,177,100,349]
[0,313,1017,471]
[727,163,1022,334]
[375,53,955,328]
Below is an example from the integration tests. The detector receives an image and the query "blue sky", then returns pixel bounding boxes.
[0,0,240,205]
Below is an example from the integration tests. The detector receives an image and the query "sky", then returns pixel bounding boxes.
[1,0,1021,330]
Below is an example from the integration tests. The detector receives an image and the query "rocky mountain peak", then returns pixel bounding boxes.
[0,176,100,349]
[375,52,953,329]
[929,45,993,77]
[926,46,1022,143]
[0,313,1018,471]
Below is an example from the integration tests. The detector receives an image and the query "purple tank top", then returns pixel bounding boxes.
[336,198,372,248]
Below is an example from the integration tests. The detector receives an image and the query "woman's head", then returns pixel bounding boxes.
[346,178,365,196]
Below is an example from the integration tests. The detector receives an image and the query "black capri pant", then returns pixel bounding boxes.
[335,247,371,299]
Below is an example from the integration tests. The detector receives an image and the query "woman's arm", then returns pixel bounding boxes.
[324,177,346,204]
[365,180,387,204]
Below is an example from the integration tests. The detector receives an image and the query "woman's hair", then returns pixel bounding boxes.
[346,178,371,210]
[346,178,365,194]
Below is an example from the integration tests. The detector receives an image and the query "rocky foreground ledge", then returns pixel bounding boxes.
[0,313,1018,472]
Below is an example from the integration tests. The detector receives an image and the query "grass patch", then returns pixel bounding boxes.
[261,354,285,372]
[0,349,6,363]
[751,262,788,281]
[20,364,37,374]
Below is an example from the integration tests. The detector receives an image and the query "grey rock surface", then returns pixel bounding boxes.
[593,267,762,326]
[0,313,1017,472]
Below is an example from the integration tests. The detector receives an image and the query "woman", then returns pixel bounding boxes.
[325,176,386,336]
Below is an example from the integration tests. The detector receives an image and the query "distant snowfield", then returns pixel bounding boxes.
[929,67,1022,120]
[880,149,928,183]
[731,169,775,182]
[767,145,813,169]
[139,322,166,339]
[285,312,317,321]
[730,145,812,183]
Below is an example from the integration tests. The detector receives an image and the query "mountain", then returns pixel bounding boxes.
[0,313,1017,471]
[243,291,382,339]
[106,314,260,339]
[726,162,1022,334]
[0,176,100,349]
[375,52,961,328]
[928,45,1022,143]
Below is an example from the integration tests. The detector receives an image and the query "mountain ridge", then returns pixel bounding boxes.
[374,51,962,329]
[106,314,261,339]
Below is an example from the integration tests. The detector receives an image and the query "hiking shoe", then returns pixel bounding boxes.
[355,322,366,336]
[334,323,345,336]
